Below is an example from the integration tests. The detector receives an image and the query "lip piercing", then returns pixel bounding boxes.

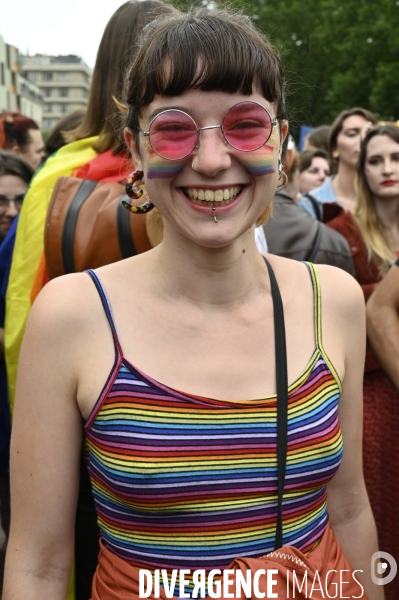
[212,205,218,223]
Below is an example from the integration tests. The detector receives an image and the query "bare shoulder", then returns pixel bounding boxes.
[314,265,366,376]
[313,264,365,318]
[265,257,365,380]
[28,271,100,338]
[264,254,363,307]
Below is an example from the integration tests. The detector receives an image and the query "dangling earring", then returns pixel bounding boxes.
[122,170,154,214]
[276,159,288,193]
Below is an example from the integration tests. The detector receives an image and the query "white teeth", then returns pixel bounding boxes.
[184,186,242,203]
[205,190,214,201]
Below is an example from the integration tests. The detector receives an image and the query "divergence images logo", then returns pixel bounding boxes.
[371,551,397,586]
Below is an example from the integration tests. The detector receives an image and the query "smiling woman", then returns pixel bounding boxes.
[3,8,382,600]
[0,151,33,244]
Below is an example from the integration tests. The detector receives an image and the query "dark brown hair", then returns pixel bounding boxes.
[46,109,86,156]
[0,149,34,184]
[123,8,286,142]
[66,0,173,153]
[329,107,377,156]
[0,113,39,152]
[299,149,330,173]
[304,125,331,154]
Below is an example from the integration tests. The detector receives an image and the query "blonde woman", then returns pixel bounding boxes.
[355,123,399,600]
[355,124,399,272]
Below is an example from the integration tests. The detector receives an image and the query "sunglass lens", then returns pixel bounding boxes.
[149,110,198,160]
[223,102,272,151]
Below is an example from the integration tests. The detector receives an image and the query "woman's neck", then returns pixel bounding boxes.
[149,224,270,308]
[374,196,399,252]
[333,162,357,212]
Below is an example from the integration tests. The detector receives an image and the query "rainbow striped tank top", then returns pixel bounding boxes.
[85,263,343,588]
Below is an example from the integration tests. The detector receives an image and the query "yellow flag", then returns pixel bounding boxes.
[5,137,98,413]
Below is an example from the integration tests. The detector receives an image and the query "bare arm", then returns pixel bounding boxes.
[2,277,87,600]
[366,263,399,391]
[320,268,383,600]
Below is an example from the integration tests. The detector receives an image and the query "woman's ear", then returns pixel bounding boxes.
[124,127,142,171]
[279,120,289,158]
[331,145,339,160]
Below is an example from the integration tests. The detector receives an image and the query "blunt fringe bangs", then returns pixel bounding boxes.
[123,9,285,135]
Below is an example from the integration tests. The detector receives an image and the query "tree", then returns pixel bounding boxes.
[168,0,399,129]
[245,0,399,126]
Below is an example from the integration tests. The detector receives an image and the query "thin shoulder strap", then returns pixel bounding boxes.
[304,262,342,388]
[262,256,288,550]
[304,262,323,350]
[85,269,123,358]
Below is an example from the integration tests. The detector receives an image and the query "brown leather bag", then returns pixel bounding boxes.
[45,176,157,279]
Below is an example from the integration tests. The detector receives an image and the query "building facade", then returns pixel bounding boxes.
[21,54,92,129]
[0,35,43,125]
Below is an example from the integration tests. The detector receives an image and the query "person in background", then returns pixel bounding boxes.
[4,3,174,599]
[0,113,45,172]
[0,153,31,245]
[0,151,33,593]
[366,258,399,391]
[303,124,331,154]
[265,135,354,272]
[283,134,300,199]
[45,109,86,157]
[0,113,86,590]
[298,149,331,195]
[6,0,173,421]
[349,124,399,600]
[299,108,377,218]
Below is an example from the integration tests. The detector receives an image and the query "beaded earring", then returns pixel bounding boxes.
[122,170,154,214]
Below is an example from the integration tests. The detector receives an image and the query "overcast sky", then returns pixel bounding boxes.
[1,0,130,69]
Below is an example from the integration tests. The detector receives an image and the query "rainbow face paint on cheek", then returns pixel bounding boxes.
[239,144,275,177]
[146,148,184,180]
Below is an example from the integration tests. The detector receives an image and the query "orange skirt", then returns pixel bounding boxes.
[90,525,368,600]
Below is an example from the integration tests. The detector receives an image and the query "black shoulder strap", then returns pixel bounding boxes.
[116,195,137,258]
[262,256,288,550]
[306,222,323,263]
[303,193,322,221]
[62,179,97,274]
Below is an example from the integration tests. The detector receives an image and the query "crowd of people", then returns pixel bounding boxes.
[0,2,398,600]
